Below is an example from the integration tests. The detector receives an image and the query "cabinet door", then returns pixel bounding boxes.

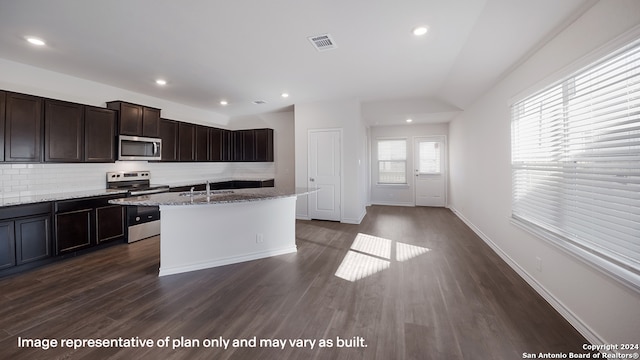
[15,215,51,265]
[55,209,92,254]
[84,106,116,162]
[222,129,234,161]
[178,122,195,161]
[0,91,5,161]
[44,99,84,162]
[118,102,143,136]
[142,107,160,137]
[159,119,178,161]
[236,130,256,161]
[0,221,16,270]
[5,92,42,162]
[255,128,274,162]
[195,125,209,161]
[209,128,222,161]
[95,205,124,243]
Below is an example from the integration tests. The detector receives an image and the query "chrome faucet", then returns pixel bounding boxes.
[206,181,211,197]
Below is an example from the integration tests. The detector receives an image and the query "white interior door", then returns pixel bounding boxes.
[308,129,341,221]
[414,136,446,207]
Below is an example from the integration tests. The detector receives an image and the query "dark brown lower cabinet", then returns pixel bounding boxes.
[54,195,125,255]
[55,208,92,254]
[96,204,125,243]
[0,221,15,270]
[0,203,52,271]
[15,215,51,264]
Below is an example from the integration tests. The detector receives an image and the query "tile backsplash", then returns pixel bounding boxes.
[0,162,275,198]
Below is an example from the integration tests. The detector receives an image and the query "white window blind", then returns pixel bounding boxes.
[511,39,640,288]
[418,141,441,174]
[378,139,407,184]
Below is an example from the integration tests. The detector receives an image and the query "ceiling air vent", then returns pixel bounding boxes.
[253,100,267,105]
[308,33,337,52]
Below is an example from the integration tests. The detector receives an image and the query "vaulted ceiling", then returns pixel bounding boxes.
[0,0,594,125]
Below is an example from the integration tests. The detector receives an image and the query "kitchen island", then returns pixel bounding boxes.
[110,188,315,276]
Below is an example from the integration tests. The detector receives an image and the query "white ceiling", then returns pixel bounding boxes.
[0,0,594,126]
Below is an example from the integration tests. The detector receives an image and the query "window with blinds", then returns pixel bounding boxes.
[378,139,407,184]
[511,39,640,288]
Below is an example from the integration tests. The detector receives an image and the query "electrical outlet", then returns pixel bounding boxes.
[536,257,542,272]
[256,233,264,243]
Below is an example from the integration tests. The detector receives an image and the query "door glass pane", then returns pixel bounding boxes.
[419,141,441,174]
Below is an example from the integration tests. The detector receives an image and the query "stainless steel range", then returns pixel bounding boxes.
[106,171,170,242]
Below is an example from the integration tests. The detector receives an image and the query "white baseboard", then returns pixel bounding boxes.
[370,201,414,207]
[448,206,604,347]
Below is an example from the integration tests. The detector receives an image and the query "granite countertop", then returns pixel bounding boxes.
[109,187,317,206]
[0,189,127,208]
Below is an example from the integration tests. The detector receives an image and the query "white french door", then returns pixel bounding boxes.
[308,129,341,221]
[414,136,446,207]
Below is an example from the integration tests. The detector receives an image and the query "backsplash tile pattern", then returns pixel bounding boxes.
[0,162,275,199]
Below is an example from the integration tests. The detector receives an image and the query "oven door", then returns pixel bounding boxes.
[127,205,161,242]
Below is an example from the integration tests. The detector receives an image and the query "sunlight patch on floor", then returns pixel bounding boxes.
[334,233,430,282]
[334,251,391,282]
[396,242,430,262]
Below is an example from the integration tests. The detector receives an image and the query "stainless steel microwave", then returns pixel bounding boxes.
[118,135,162,161]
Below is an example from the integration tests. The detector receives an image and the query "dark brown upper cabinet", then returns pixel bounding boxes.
[5,92,43,163]
[178,122,195,161]
[209,128,222,161]
[106,101,160,137]
[142,107,160,137]
[84,106,116,162]
[234,129,255,162]
[44,99,84,162]
[195,125,209,161]
[158,118,178,162]
[232,129,273,162]
[255,128,274,162]
[0,91,5,161]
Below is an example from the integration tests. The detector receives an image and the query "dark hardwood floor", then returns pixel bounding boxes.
[0,206,590,359]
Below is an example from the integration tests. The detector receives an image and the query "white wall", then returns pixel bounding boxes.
[369,123,449,206]
[294,99,368,224]
[448,0,640,346]
[0,59,280,197]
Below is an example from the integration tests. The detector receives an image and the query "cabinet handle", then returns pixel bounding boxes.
[309,178,315,182]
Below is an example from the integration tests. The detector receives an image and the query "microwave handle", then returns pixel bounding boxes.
[153,142,158,155]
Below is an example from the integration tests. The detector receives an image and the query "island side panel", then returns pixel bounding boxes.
[158,196,297,276]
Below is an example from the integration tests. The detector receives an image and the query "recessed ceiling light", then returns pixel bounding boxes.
[406,118,413,123]
[412,26,428,36]
[220,100,228,106]
[155,79,167,86]
[281,93,289,98]
[26,36,45,46]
